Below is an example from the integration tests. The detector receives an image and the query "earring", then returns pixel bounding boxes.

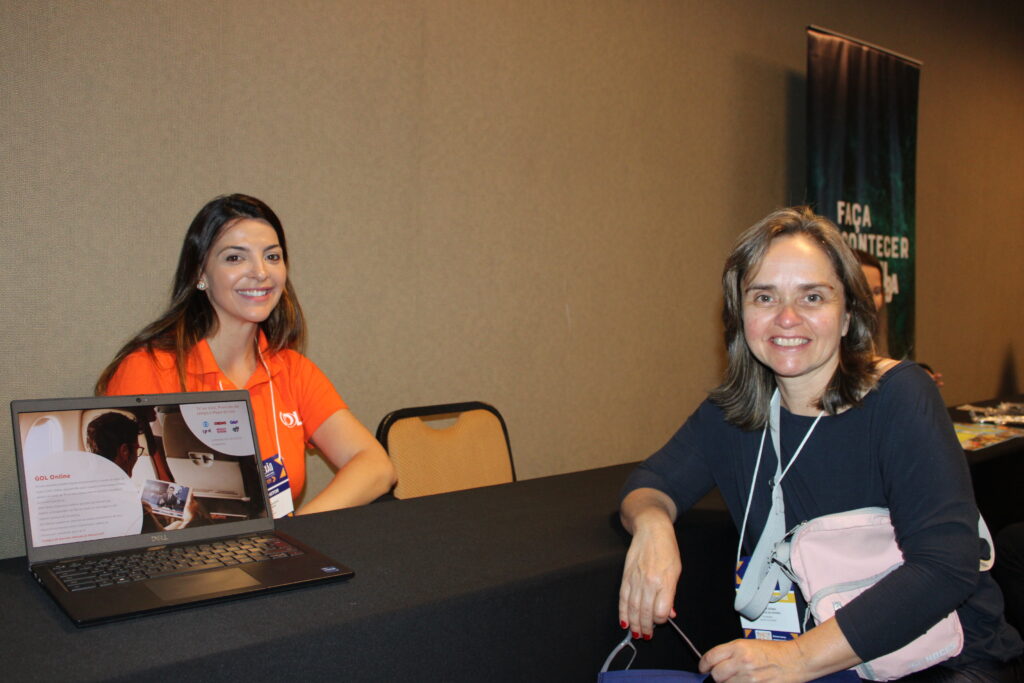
[196,280,207,291]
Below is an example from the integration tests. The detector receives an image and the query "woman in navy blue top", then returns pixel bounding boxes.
[618,207,1022,681]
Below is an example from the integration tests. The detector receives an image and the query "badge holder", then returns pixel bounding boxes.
[262,452,294,518]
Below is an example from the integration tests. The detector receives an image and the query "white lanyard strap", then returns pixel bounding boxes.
[734,389,823,620]
[770,391,824,489]
[215,346,284,464]
[257,346,283,462]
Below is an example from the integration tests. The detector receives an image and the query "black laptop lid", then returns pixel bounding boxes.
[12,391,274,565]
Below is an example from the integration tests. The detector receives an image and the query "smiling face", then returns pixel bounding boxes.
[200,218,286,334]
[742,234,850,409]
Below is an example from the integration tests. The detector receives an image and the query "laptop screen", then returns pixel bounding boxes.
[12,391,273,564]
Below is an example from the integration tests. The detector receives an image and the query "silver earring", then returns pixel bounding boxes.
[196,280,207,291]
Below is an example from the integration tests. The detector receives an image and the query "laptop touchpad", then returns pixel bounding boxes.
[146,568,260,602]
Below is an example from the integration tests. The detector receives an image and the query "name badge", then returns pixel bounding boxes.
[261,453,294,518]
[736,556,801,640]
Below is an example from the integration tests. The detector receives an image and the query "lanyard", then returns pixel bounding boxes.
[736,390,823,564]
[215,347,284,465]
[734,389,824,620]
[256,346,283,463]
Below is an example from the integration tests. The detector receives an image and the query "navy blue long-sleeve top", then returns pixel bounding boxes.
[622,362,1022,666]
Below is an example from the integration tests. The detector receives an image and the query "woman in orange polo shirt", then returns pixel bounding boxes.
[96,194,396,516]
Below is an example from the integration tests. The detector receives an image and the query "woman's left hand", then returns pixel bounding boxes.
[700,639,804,682]
[700,618,860,683]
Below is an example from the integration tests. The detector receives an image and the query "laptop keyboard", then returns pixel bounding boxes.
[52,535,304,592]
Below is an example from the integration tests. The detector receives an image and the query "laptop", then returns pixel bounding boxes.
[11,390,354,626]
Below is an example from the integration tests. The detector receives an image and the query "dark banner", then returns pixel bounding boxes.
[806,27,920,359]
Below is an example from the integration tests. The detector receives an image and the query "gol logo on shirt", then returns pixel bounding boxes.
[279,411,303,428]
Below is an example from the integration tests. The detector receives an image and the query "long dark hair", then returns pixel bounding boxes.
[708,206,878,430]
[96,194,306,394]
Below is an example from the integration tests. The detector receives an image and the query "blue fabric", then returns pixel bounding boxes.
[599,671,705,682]
[599,669,859,682]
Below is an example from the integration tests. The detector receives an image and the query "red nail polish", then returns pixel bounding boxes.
[643,633,652,641]
[620,620,628,629]
[632,631,640,639]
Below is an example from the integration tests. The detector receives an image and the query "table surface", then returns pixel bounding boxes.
[949,395,1024,465]
[952,396,1024,534]
[0,463,739,682]
[4,399,1016,681]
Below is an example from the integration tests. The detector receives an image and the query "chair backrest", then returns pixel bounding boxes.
[375,401,514,499]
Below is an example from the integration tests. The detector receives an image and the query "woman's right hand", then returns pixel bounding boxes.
[618,488,682,639]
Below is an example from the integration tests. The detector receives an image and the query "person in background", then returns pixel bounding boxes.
[619,207,1021,681]
[854,248,887,315]
[855,248,943,387]
[86,411,144,478]
[86,412,200,529]
[95,194,396,516]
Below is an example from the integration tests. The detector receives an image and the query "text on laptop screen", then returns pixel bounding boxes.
[17,400,269,548]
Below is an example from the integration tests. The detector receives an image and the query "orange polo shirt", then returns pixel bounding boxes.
[105,332,347,503]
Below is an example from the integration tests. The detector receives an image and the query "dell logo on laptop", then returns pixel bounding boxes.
[150,534,169,543]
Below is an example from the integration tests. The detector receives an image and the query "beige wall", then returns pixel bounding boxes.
[1,0,1021,559]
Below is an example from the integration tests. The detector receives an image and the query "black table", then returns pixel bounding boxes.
[951,396,1024,534]
[0,464,739,682]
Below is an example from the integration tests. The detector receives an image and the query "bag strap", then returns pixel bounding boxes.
[733,457,794,618]
[734,391,821,620]
[732,390,992,622]
[600,619,705,673]
[601,630,638,673]
[978,514,995,571]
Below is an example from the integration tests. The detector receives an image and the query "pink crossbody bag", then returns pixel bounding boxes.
[787,507,988,681]
[733,391,993,681]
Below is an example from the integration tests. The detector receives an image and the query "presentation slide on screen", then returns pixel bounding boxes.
[20,402,259,548]
[26,452,144,547]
